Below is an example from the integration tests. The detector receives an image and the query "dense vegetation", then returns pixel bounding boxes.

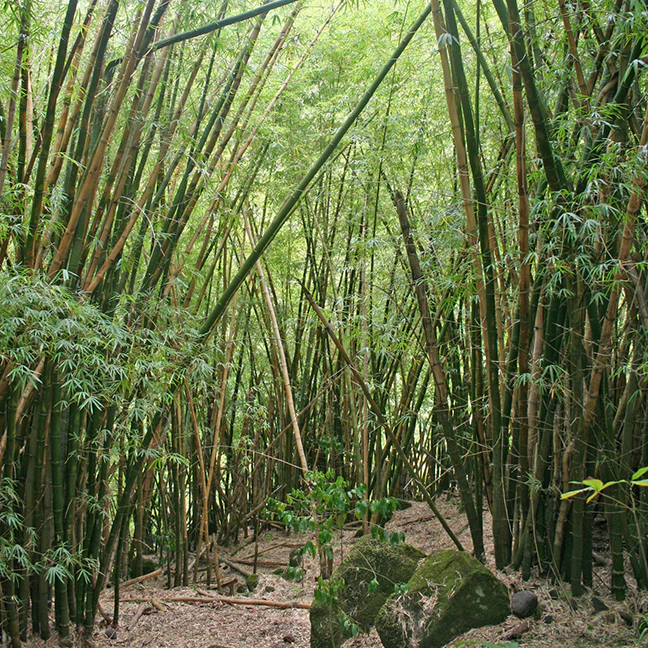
[1,0,647,645]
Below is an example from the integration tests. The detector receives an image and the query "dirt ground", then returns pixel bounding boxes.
[23,497,648,648]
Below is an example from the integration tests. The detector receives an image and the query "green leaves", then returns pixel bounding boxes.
[561,467,648,503]
[632,466,648,482]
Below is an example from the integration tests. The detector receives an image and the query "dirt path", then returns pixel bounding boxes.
[25,498,647,647]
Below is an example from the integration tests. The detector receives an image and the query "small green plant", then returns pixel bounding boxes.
[639,613,648,643]
[266,470,403,580]
[560,466,648,503]
[561,466,648,589]
[313,576,361,636]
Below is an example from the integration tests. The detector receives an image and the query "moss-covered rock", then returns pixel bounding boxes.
[309,536,425,648]
[375,549,510,648]
[245,573,259,591]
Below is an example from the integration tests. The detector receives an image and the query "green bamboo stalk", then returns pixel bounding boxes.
[492,0,569,193]
[443,0,508,565]
[152,0,299,50]
[49,371,70,638]
[22,0,78,267]
[201,3,432,336]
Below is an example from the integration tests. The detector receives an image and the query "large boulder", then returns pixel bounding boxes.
[310,536,425,648]
[375,549,510,648]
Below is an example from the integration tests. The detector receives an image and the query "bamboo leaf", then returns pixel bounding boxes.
[560,488,591,500]
[631,467,648,481]
[586,491,600,504]
[582,479,604,492]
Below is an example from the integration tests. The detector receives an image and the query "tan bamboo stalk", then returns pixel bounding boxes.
[221,0,344,181]
[19,64,34,184]
[45,0,99,191]
[359,205,370,532]
[81,52,204,294]
[83,47,169,283]
[243,210,308,473]
[301,284,466,551]
[581,102,648,432]
[163,9,301,293]
[428,0,488,351]
[186,381,214,585]
[36,0,121,265]
[48,0,157,278]
[0,2,29,199]
[557,0,588,102]
[202,290,238,589]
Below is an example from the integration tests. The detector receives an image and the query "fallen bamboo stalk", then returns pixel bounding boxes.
[150,598,166,612]
[238,540,303,561]
[120,595,310,609]
[231,558,287,567]
[128,602,153,630]
[120,568,163,589]
[220,555,252,578]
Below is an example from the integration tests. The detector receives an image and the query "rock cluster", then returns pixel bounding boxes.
[310,541,510,648]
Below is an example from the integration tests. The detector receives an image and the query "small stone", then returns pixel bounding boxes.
[511,590,538,618]
[592,596,609,613]
[548,588,561,600]
[619,610,633,626]
[283,634,295,643]
[105,626,117,640]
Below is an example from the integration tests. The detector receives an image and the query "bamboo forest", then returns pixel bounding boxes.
[1,0,648,646]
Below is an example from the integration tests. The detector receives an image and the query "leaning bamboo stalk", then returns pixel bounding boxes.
[83,47,169,284]
[185,380,214,586]
[151,0,300,51]
[582,102,648,432]
[391,189,484,559]
[301,284,466,552]
[45,0,99,191]
[81,50,203,294]
[243,210,308,473]
[165,7,302,291]
[511,17,532,560]
[23,0,79,268]
[0,4,29,201]
[48,0,160,278]
[221,0,344,189]
[141,21,263,292]
[201,2,433,334]
[36,0,121,269]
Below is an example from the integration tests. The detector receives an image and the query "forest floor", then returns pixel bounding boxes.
[26,497,648,648]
